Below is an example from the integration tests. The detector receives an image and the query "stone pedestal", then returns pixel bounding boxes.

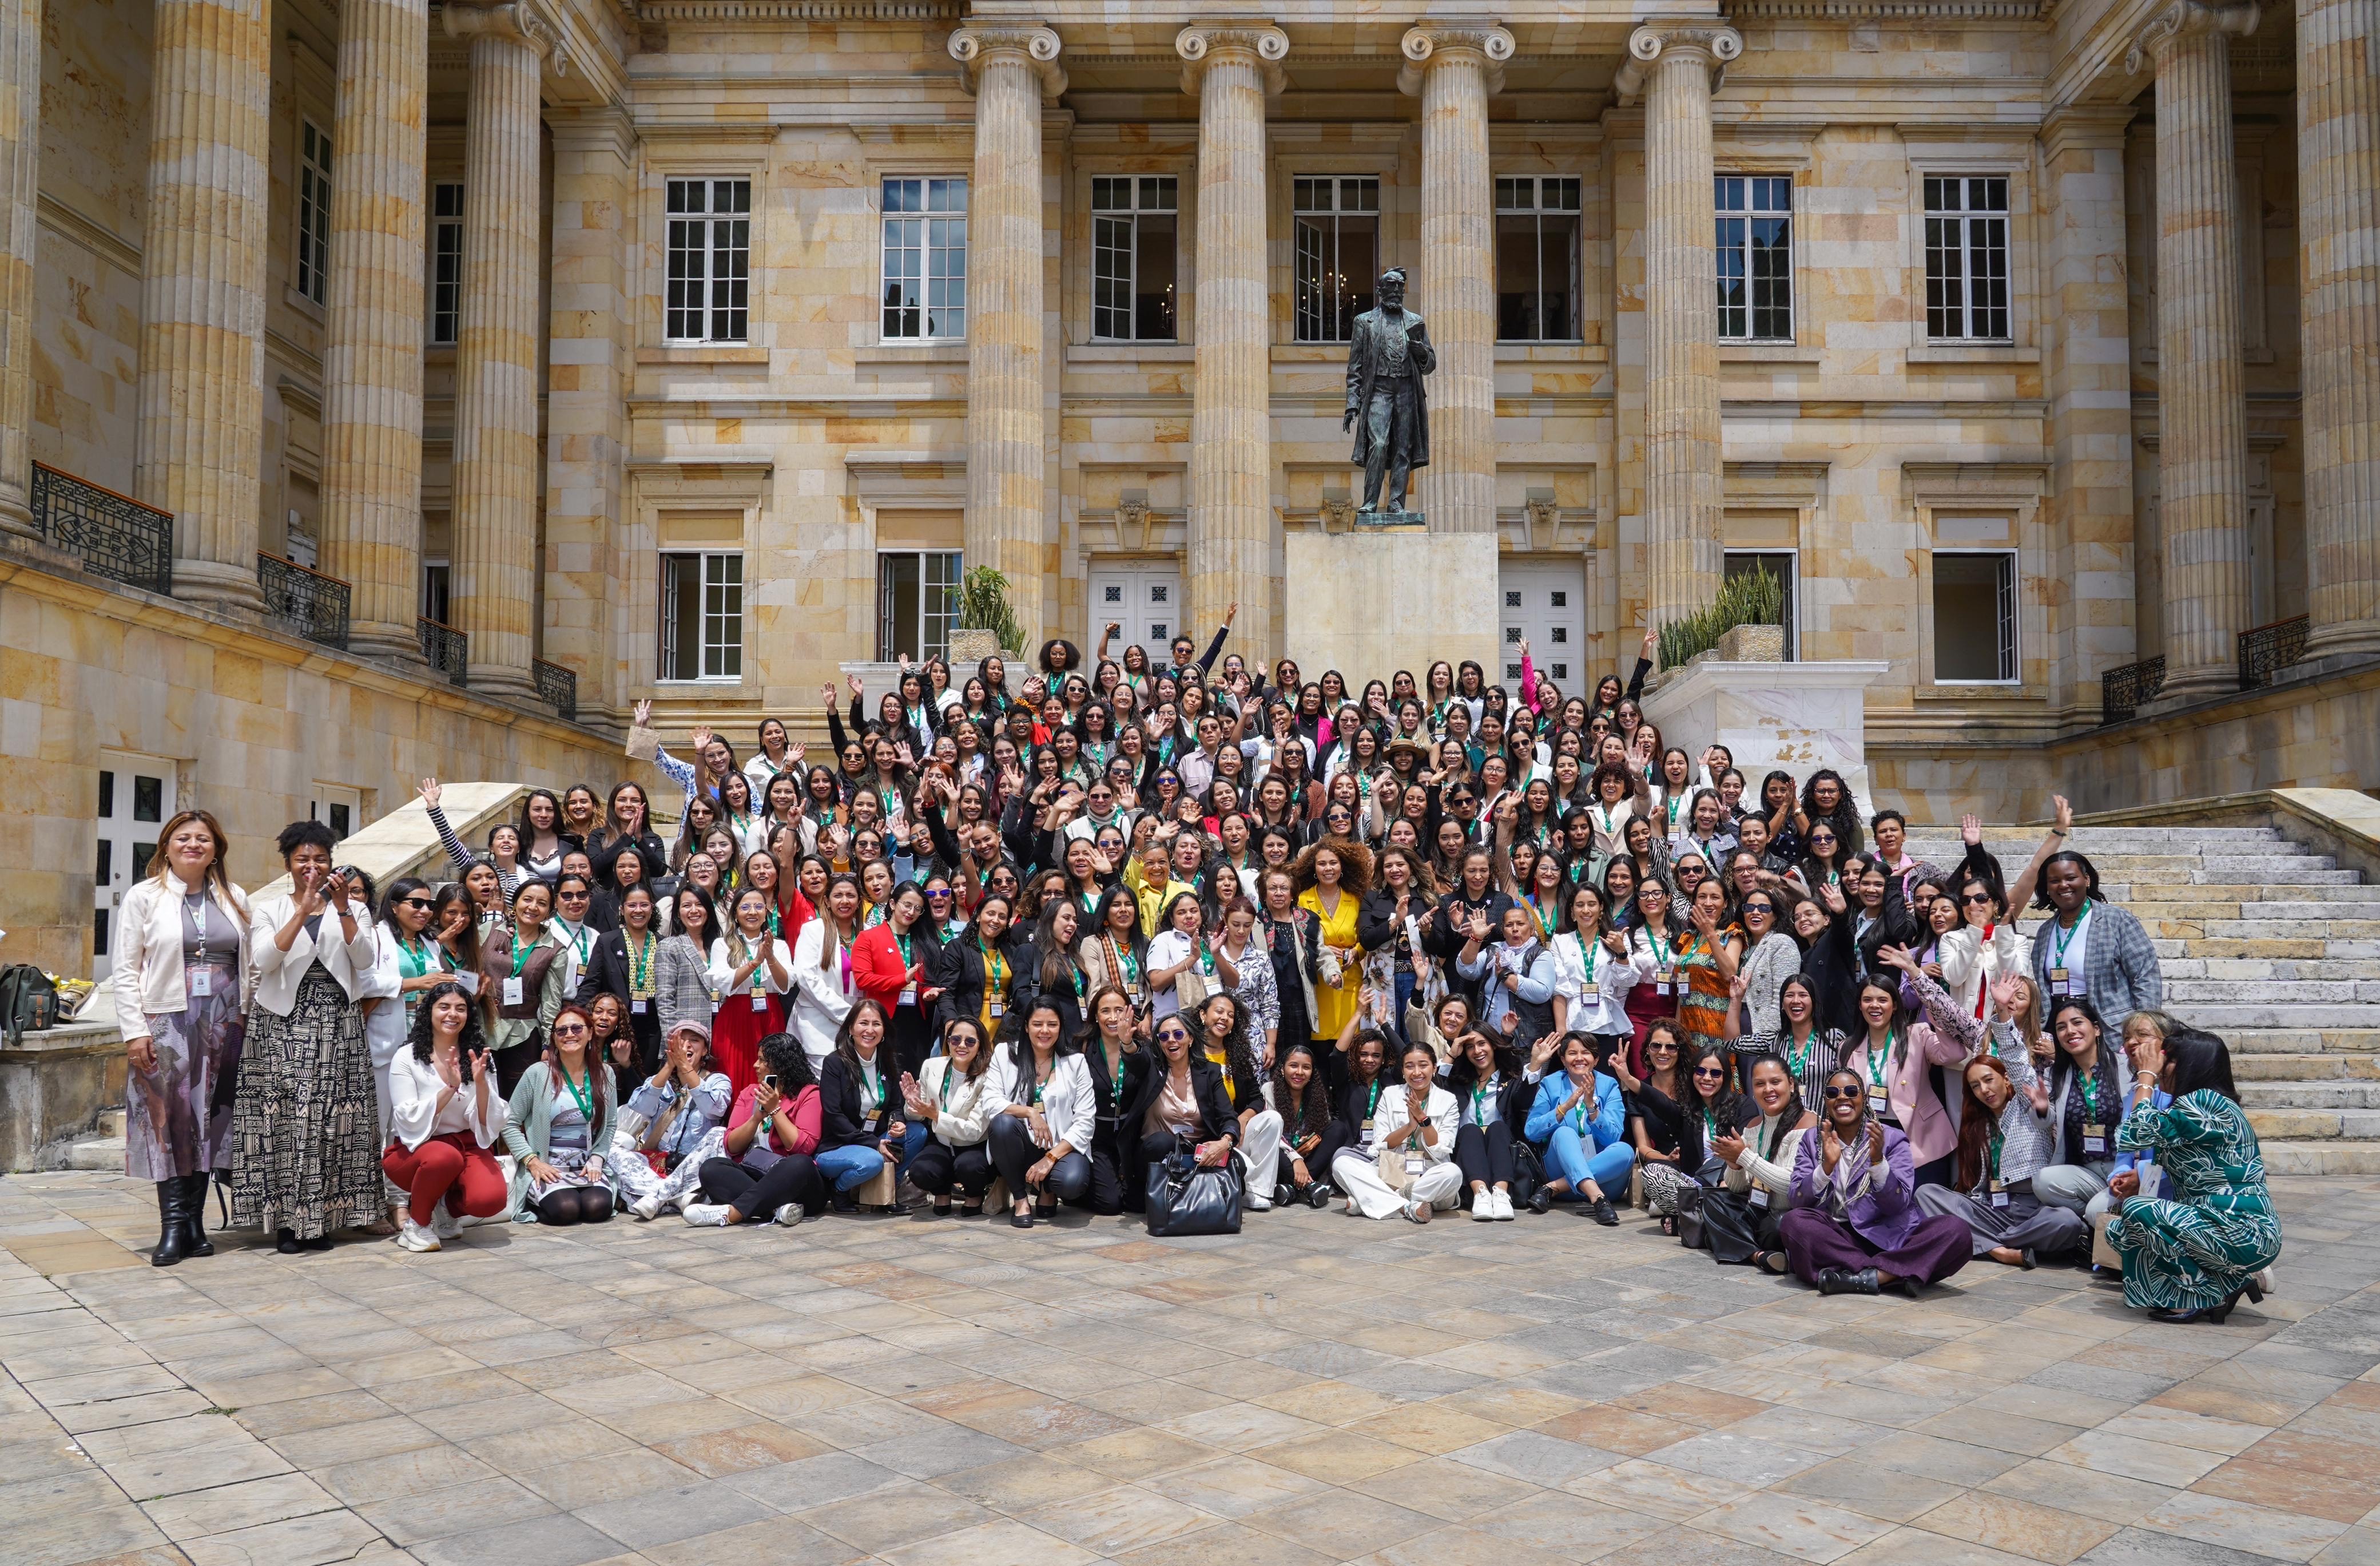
[1642,659,1889,807]
[1284,531,1498,685]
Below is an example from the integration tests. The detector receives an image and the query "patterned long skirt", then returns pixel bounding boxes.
[125,960,246,1180]
[228,964,384,1240]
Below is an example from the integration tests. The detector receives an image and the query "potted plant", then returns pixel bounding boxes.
[947,565,1024,664]
[1654,565,1786,677]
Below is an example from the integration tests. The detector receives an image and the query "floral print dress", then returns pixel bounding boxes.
[2106,1089,2282,1313]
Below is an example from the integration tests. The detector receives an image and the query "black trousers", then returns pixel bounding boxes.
[891,1004,935,1080]
[1085,1139,1129,1215]
[1453,1121,1516,1194]
[698,1154,824,1220]
[990,1115,1090,1207]
[909,1139,995,1199]
[1278,1123,1349,1190]
[535,1186,613,1225]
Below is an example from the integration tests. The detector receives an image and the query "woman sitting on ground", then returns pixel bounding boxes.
[902,1018,999,1216]
[684,1030,823,1226]
[1522,1030,1635,1223]
[987,1000,1097,1226]
[1779,1067,1974,1298]
[1709,1053,1814,1272]
[1266,1042,1342,1210]
[382,981,508,1252]
[1444,1029,1531,1221]
[501,1003,615,1226]
[1914,974,2088,1269]
[617,1020,732,1221]
[1333,1038,1462,1222]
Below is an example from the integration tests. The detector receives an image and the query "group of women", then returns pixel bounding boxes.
[106,624,2280,1323]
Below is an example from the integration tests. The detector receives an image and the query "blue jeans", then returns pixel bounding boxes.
[1543,1126,1635,1198]
[813,1143,887,1192]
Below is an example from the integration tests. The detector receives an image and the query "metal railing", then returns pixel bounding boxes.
[533,659,578,722]
[2102,655,2166,723]
[29,462,174,595]
[418,616,468,686]
[257,552,352,651]
[2238,614,2309,692]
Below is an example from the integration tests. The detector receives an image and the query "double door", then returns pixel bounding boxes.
[1088,564,1185,672]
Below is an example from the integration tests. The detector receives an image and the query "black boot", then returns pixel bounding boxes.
[180,1173,214,1257]
[150,1182,188,1267]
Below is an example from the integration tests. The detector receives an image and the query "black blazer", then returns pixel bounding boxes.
[1121,1054,1237,1145]
[1081,1037,1147,1141]
[817,1053,895,1151]
[1444,1068,1534,1141]
[931,933,1028,1032]
[590,829,668,894]
[1336,1072,1393,1141]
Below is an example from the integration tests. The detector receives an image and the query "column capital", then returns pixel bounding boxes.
[949,24,1066,99]
[443,0,573,78]
[1177,22,1289,97]
[2125,0,2259,75]
[1612,22,1742,104]
[1397,22,1515,97]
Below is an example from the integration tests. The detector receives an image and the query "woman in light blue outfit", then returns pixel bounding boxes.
[1523,1030,1635,1224]
[2105,1026,2280,1325]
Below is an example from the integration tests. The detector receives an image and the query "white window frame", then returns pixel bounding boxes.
[311,784,363,844]
[658,550,745,683]
[1715,173,1793,343]
[1090,176,1179,343]
[876,549,962,663]
[1493,176,1584,344]
[1293,175,1382,344]
[1929,548,2020,685]
[880,176,969,342]
[665,177,752,345]
[1924,174,2012,342]
[428,182,464,346]
[296,117,333,307]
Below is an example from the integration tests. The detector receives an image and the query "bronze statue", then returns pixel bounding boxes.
[1341,267,1435,519]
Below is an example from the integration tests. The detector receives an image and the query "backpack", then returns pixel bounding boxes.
[0,965,59,1046]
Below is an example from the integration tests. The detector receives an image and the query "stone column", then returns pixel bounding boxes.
[950,24,1063,632]
[134,0,273,610]
[1178,23,1286,648]
[321,0,429,660]
[0,0,38,539]
[1616,22,1739,628]
[2129,0,2258,701]
[1400,23,1512,536]
[444,1,558,700]
[2299,0,2380,663]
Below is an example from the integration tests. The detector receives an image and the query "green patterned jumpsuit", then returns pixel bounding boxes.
[2107,1089,2282,1314]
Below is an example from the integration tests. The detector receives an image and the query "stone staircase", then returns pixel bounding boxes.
[1909,824,2380,1177]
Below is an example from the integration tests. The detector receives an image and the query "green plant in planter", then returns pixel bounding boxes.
[1656,565,1785,671]
[955,565,1024,655]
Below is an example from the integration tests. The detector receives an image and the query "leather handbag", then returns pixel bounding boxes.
[1674,1183,1708,1250]
[1697,1188,1762,1265]
[1509,1139,1546,1206]
[1145,1135,1243,1236]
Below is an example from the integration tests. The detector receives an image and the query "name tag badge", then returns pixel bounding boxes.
[1656,969,1675,995]
[188,968,213,997]
[751,990,768,1012]
[1748,1187,1772,1211]
[2083,1132,2108,1156]
[899,986,916,1007]
[1405,1153,1425,1178]
[1989,1178,2011,1209]
[630,999,647,1015]
[452,970,479,994]
[988,998,1004,1020]
[1867,1088,1889,1116]
[502,976,525,1007]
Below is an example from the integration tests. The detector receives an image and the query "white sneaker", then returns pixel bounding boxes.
[1247,1192,1273,1212]
[1495,1191,1516,1221]
[630,1192,663,1222]
[395,1215,441,1252]
[1471,1195,1496,1222]
[1405,1197,1432,1224]
[430,1204,463,1240]
[773,1203,804,1227]
[682,1203,732,1227]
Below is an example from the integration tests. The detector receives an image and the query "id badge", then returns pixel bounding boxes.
[1656,970,1675,996]
[1359,1117,1376,1150]
[631,999,648,1015]
[502,976,525,1007]
[1404,1153,1424,1178]
[1867,1088,1889,1116]
[750,989,768,1012]
[988,998,1004,1019]
[1989,1179,2011,1210]
[188,967,213,997]
[2083,1132,2107,1157]
[1749,1187,1771,1211]
[899,986,916,1007]
[452,970,479,994]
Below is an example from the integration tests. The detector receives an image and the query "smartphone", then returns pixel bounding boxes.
[762,1074,780,1090]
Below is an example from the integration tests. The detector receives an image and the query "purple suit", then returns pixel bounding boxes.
[1779,1120,1970,1289]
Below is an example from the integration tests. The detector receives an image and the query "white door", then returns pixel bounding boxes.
[1089,563,1185,672]
[94,753,177,981]
[311,784,363,844]
[1499,559,1587,689]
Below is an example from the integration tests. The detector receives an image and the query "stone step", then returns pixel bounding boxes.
[2167,1002,2380,1028]
[2242,1081,2380,1110]
[2247,1108,2380,1140]
[66,1135,124,1172]
[2158,918,2380,940]
[2262,1140,2380,1175]
[95,1107,124,1139]
[2166,978,2380,1003]
[2121,883,2376,904]
[2230,1051,2380,1080]
[2156,958,2380,981]
[1908,830,2294,856]
[2149,939,2380,960]
[2219,1028,2380,1056]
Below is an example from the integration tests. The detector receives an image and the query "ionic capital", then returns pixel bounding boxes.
[1177,22,1290,97]
[1397,22,1516,97]
[443,0,573,79]
[950,24,1067,100]
[1612,22,1743,104]
[2125,0,2259,76]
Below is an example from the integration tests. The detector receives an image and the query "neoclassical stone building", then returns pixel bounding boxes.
[5,0,2378,975]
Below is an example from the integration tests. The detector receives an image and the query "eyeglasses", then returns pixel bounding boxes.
[1156,1029,1190,1045]
[553,1025,589,1039]
[1743,902,1774,915]
[1823,1084,1865,1100]
[1809,832,1836,845]
[1962,891,1995,905]
[561,890,590,901]
[1691,1067,1725,1080]
[1647,1042,1678,1054]
[925,889,953,900]
[398,897,434,909]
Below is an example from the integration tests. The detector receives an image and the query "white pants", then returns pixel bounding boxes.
[608,1127,724,1211]
[1331,1148,1463,1219]
[1239,1110,1284,1203]
[2034,1161,2121,1218]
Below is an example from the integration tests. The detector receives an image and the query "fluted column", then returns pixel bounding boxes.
[951,24,1063,636]
[444,1,557,699]
[1179,23,1286,646]
[1618,22,1739,628]
[135,0,273,610]
[0,0,38,539]
[1400,23,1511,536]
[2130,0,2258,700]
[2299,0,2380,663]
[321,0,429,660]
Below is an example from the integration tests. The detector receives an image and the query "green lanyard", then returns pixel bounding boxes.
[1570,1076,1595,1132]
[2052,900,2091,969]
[1364,1079,1382,1123]
[1196,941,1215,977]
[1575,932,1599,984]
[399,933,433,981]
[1986,1127,2004,1182]
[861,1061,883,1114]
[1783,1027,1812,1081]
[557,921,591,966]
[1531,900,1557,939]
[939,1064,959,1109]
[508,936,533,979]
[895,932,914,970]
[1868,1030,1894,1087]
[982,942,1007,993]
[1106,1043,1128,1103]
[1649,932,1672,971]
[559,1062,594,1125]
[1472,1081,1496,1128]
[628,931,657,996]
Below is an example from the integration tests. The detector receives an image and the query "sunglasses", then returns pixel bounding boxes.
[1823,1084,1865,1100]
[925,889,953,899]
[553,1025,589,1039]
[1157,1030,1191,1044]
[1744,902,1774,915]
[1647,1042,1679,1054]
[1962,891,1995,905]
[1809,833,1836,844]
[398,897,434,909]
[1692,1067,1725,1080]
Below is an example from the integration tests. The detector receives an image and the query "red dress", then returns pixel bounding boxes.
[709,936,789,1105]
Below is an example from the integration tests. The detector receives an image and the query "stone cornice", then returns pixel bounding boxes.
[444,0,574,78]
[2039,101,2135,154]
[1175,22,1289,97]
[638,0,958,17]
[1613,22,1743,102]
[2124,0,2258,75]
[1724,0,2043,15]
[1397,21,1515,97]
[949,22,1066,98]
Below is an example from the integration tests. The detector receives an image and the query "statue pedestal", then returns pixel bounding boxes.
[1354,509,1426,532]
[1285,531,1499,687]
[1641,659,1890,808]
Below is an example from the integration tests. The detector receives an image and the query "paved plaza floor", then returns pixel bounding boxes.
[0,1171,2376,1566]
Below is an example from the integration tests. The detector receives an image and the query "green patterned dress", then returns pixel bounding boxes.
[2106,1089,2281,1313]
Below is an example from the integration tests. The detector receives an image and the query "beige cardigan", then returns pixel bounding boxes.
[112,873,252,1040]
[247,891,381,1018]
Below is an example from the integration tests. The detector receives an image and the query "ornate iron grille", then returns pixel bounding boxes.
[533,659,577,722]
[2238,615,2309,692]
[2101,655,2166,723]
[418,616,468,687]
[257,553,351,650]
[30,462,173,595]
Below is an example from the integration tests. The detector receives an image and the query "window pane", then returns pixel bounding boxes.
[705,554,744,679]
[879,552,920,662]
[1093,214,1131,339]
[1496,212,1540,340]
[659,554,698,680]
[133,775,162,823]
[1135,211,1177,339]
[1538,210,1579,340]
[1933,553,2013,680]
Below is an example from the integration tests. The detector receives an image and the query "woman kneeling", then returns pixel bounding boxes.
[382,982,508,1251]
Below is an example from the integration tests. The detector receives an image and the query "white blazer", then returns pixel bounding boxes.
[920,1057,996,1148]
[1548,929,1641,1037]
[247,891,379,1018]
[354,923,411,1070]
[986,1050,1095,1153]
[1937,921,2022,1020]
[112,873,251,1038]
[1373,1083,1459,1165]
[386,1046,507,1152]
[786,922,857,1063]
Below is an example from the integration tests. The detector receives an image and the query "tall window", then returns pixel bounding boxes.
[659,552,744,681]
[1495,177,1582,342]
[1294,176,1379,343]
[665,178,751,344]
[877,550,961,662]
[1725,550,1798,659]
[1091,177,1178,341]
[296,119,332,307]
[1924,175,2011,340]
[428,183,464,345]
[420,561,450,624]
[1715,175,1792,341]
[1933,550,2018,682]
[881,177,968,340]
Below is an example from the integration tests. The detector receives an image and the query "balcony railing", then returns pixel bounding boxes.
[532,659,578,722]
[29,462,174,596]
[2102,655,2166,723]
[257,552,352,651]
[418,616,468,687]
[2238,614,2309,692]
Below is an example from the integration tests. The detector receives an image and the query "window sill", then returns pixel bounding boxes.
[282,286,327,324]
[1913,682,2042,703]
[1907,343,2039,364]
[1070,343,1193,363]
[1495,343,1608,364]
[1719,343,1817,364]
[855,342,969,366]
[640,344,768,366]
[654,677,752,689]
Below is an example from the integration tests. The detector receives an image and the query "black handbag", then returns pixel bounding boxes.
[1145,1136,1244,1237]
[1674,1183,1708,1249]
[1510,1139,1547,1206]
[1697,1188,1763,1265]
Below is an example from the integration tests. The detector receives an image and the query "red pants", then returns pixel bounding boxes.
[383,1133,508,1228]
